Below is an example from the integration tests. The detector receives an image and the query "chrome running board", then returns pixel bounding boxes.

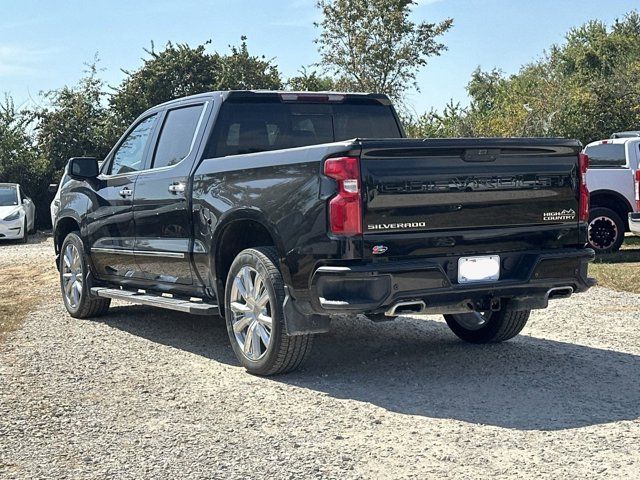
[91,287,219,316]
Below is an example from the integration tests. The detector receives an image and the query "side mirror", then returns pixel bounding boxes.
[48,184,58,194]
[68,157,99,179]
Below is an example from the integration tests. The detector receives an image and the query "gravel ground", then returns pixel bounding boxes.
[1,237,639,479]
[0,232,56,268]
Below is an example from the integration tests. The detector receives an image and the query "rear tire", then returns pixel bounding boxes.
[60,232,110,318]
[588,207,624,253]
[224,246,313,376]
[444,306,530,343]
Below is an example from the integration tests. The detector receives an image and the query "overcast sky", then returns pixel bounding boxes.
[0,0,638,114]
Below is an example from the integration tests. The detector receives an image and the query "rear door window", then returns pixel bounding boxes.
[584,144,627,168]
[152,104,204,169]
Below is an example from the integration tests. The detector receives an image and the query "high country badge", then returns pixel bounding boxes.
[543,209,576,221]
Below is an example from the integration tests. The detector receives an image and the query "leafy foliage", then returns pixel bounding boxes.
[110,39,282,127]
[404,101,474,138]
[216,38,281,91]
[36,63,113,177]
[0,96,47,220]
[287,67,337,91]
[109,42,221,129]
[408,11,640,143]
[315,0,452,101]
[1,39,284,228]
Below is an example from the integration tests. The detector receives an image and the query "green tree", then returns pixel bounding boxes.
[32,62,113,226]
[404,101,474,138]
[315,0,452,101]
[444,11,640,144]
[287,67,337,91]
[109,42,221,129]
[549,12,640,142]
[110,39,282,128]
[217,38,282,91]
[36,62,113,175]
[0,95,47,223]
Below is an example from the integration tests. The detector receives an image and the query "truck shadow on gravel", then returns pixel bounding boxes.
[103,305,640,431]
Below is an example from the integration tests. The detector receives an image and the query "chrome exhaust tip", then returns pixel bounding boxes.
[546,286,574,300]
[385,300,427,317]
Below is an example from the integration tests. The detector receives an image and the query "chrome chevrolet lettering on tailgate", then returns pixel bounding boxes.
[376,175,559,193]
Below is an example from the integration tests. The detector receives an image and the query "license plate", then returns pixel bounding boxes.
[458,255,500,284]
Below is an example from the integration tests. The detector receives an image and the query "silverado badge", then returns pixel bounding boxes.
[367,221,426,231]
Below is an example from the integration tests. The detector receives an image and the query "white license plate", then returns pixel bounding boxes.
[458,255,500,283]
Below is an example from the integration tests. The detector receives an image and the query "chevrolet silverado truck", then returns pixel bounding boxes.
[53,90,595,375]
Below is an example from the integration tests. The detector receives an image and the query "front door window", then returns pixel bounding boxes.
[110,114,157,175]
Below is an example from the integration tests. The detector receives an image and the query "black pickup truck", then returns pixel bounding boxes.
[53,91,595,375]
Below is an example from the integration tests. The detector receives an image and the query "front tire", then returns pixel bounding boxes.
[444,306,530,343]
[28,213,36,234]
[60,232,110,318]
[588,207,624,253]
[224,247,313,376]
[21,218,28,244]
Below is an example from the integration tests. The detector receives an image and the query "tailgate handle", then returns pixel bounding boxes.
[462,148,500,162]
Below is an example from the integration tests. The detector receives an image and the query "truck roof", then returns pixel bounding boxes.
[360,137,583,149]
[153,90,393,110]
[585,137,640,148]
[611,131,640,138]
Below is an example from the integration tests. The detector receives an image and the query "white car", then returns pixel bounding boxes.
[584,137,640,252]
[0,183,36,243]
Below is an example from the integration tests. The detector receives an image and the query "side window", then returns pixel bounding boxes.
[584,144,627,168]
[152,105,204,169]
[110,115,157,175]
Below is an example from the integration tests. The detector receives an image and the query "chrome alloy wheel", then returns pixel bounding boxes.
[588,215,618,250]
[62,243,83,309]
[229,266,273,361]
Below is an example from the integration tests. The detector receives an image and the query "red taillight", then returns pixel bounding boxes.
[324,156,362,236]
[635,170,640,211]
[579,153,590,222]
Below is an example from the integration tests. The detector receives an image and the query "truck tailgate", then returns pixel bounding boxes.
[361,139,581,231]
[359,138,584,257]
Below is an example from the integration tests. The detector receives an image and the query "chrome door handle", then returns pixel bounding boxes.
[119,187,133,197]
[168,182,186,194]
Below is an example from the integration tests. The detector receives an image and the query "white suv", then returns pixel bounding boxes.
[584,136,640,252]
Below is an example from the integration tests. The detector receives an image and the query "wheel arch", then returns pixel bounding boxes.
[212,209,289,308]
[589,189,632,230]
[54,215,81,255]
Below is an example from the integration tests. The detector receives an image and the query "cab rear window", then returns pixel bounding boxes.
[206,101,402,158]
[584,144,627,167]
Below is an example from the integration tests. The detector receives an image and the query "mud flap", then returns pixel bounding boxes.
[283,286,331,335]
